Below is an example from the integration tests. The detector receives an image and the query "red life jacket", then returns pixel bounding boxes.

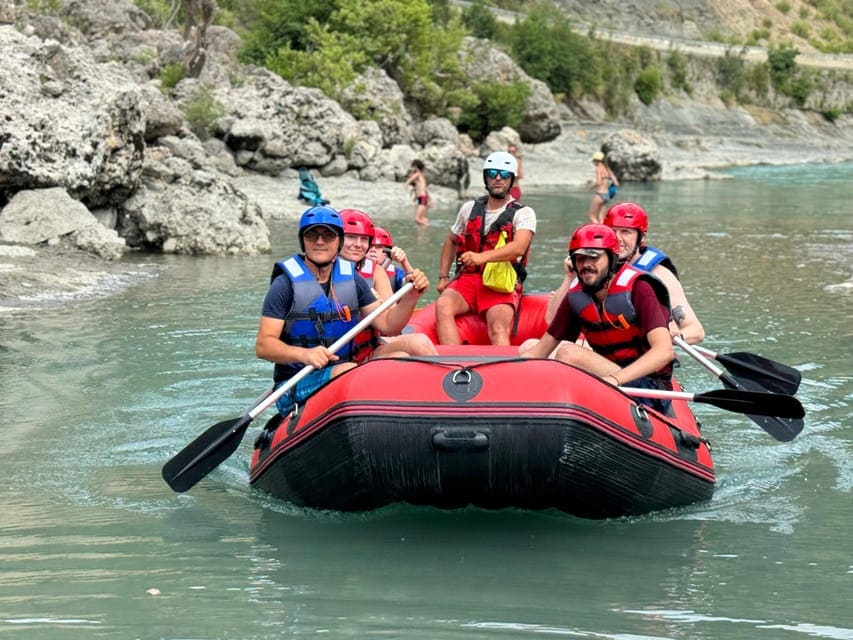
[567,263,670,368]
[455,196,529,285]
[351,258,380,363]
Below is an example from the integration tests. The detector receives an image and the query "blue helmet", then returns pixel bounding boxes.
[298,205,344,252]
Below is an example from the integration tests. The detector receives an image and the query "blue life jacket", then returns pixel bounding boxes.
[633,246,679,279]
[271,255,360,384]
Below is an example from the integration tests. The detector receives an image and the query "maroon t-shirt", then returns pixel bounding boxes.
[547,279,670,353]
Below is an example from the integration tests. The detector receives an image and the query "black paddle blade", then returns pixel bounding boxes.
[717,373,804,442]
[696,388,805,441]
[717,351,802,395]
[162,414,253,493]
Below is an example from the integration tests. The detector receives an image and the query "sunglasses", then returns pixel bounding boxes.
[485,169,513,180]
[303,228,338,242]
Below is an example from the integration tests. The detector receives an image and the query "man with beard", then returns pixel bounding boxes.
[522,223,675,413]
[434,151,536,345]
[604,202,705,345]
[255,206,430,416]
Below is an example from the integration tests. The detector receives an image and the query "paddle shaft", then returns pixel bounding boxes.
[616,386,803,419]
[692,344,801,395]
[674,335,728,380]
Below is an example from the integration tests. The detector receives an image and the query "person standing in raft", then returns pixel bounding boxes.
[587,151,619,223]
[404,159,431,225]
[337,208,436,361]
[521,223,675,414]
[256,206,432,416]
[367,225,410,293]
[434,151,536,346]
[604,202,705,345]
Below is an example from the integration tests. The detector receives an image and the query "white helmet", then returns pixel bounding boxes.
[483,151,518,176]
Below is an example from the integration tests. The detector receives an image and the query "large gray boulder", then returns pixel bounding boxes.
[207,68,364,175]
[340,67,414,147]
[602,129,663,182]
[0,26,145,206]
[0,187,126,259]
[118,145,269,255]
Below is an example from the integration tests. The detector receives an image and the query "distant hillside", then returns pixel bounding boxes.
[550,0,852,54]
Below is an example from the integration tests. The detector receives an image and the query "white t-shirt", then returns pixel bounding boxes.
[450,199,537,237]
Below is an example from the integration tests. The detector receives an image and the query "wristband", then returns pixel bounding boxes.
[438,275,450,280]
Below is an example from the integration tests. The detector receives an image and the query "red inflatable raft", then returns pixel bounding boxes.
[249,297,715,519]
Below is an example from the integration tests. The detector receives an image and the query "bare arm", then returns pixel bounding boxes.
[437,232,458,292]
[613,326,675,384]
[368,269,430,335]
[653,266,705,344]
[520,332,559,358]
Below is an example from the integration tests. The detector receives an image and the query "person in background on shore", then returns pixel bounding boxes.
[507,144,524,201]
[256,206,433,416]
[522,223,675,414]
[587,151,619,223]
[367,226,410,293]
[338,208,437,361]
[404,159,430,225]
[603,202,704,344]
[435,151,536,345]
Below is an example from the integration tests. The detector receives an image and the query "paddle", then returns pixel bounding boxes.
[618,386,805,422]
[674,336,804,442]
[162,282,415,493]
[692,344,801,395]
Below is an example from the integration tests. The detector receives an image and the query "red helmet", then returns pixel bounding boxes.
[604,202,649,234]
[372,226,394,248]
[339,208,375,244]
[568,224,619,256]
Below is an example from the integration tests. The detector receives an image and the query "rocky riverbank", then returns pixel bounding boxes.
[4,105,851,311]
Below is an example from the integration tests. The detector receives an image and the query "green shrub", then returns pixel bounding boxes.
[26,0,61,14]
[159,63,184,91]
[456,81,530,142]
[462,0,499,39]
[745,62,771,98]
[634,65,662,105]
[182,87,224,141]
[775,0,791,14]
[716,50,747,100]
[666,49,691,93]
[133,0,173,28]
[791,20,810,38]
[821,106,842,122]
[511,4,602,99]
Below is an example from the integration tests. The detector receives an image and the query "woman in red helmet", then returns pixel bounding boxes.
[604,202,705,345]
[522,223,675,413]
[338,208,437,361]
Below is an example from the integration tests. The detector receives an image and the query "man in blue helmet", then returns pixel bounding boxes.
[434,151,536,345]
[255,206,432,415]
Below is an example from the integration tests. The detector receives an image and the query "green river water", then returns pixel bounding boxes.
[1,163,850,639]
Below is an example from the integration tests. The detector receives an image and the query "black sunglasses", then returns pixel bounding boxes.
[485,169,513,180]
[303,228,338,242]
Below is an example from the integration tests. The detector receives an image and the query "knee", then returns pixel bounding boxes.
[554,342,581,364]
[434,294,456,319]
[410,333,438,355]
[518,338,537,355]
